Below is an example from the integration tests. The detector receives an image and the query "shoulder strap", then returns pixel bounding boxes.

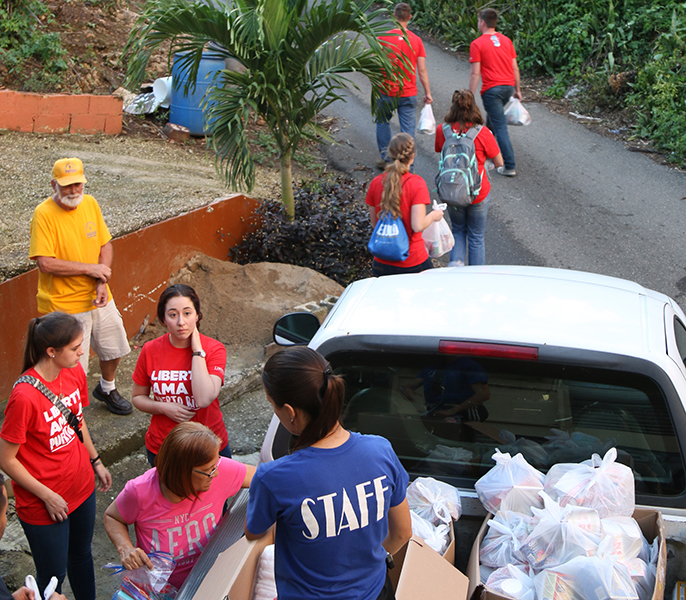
[465,125,483,141]
[442,123,455,139]
[14,375,84,443]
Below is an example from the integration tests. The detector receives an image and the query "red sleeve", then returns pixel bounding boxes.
[479,126,501,159]
[435,125,446,153]
[413,33,426,59]
[204,337,226,384]
[132,341,152,387]
[76,365,89,408]
[365,175,383,207]
[408,175,430,206]
[469,38,481,63]
[1,388,31,445]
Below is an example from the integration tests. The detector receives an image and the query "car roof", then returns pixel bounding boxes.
[314,266,673,359]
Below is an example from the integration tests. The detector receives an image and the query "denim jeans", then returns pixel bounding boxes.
[372,257,433,277]
[376,94,418,160]
[481,86,516,169]
[448,194,491,266]
[20,491,96,600]
[146,442,232,468]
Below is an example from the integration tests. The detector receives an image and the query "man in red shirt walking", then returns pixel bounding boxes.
[376,3,432,169]
[469,8,521,177]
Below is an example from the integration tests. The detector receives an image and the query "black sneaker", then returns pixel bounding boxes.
[93,383,133,415]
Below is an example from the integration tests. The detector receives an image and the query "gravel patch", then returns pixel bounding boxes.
[0,131,283,281]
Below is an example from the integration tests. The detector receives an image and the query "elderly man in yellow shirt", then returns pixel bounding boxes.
[29,158,133,415]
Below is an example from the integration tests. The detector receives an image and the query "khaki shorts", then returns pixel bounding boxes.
[72,299,131,375]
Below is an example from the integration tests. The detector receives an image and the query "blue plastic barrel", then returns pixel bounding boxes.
[170,52,224,136]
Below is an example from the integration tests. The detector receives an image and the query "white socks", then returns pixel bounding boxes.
[100,377,116,393]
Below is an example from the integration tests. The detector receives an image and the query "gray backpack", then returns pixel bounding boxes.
[435,123,482,207]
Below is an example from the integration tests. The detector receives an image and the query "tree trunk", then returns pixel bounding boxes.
[280,149,294,221]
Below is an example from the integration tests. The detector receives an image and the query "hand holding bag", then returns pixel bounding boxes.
[422,201,454,258]
[504,97,532,126]
[368,211,409,262]
[417,103,436,135]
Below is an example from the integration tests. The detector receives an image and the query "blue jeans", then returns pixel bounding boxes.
[20,490,96,600]
[448,194,491,266]
[376,94,418,160]
[146,442,232,468]
[481,86,515,169]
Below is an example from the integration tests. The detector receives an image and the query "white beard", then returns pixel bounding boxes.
[58,192,84,208]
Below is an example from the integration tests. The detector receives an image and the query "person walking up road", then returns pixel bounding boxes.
[469,8,521,177]
[376,2,433,169]
[29,158,133,415]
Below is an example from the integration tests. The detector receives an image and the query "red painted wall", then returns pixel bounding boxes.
[0,194,259,400]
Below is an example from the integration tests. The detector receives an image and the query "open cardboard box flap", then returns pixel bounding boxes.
[191,531,467,600]
[467,507,667,600]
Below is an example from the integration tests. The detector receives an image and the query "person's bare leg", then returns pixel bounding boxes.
[99,358,120,382]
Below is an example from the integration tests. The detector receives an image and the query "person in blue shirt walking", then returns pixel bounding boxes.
[245,347,413,600]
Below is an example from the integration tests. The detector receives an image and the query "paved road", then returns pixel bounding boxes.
[321,35,686,309]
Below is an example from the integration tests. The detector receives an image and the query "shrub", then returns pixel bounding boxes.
[231,176,373,286]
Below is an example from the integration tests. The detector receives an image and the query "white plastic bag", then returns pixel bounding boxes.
[410,510,450,555]
[503,97,532,126]
[422,201,454,258]
[475,449,545,515]
[599,517,647,564]
[406,476,462,524]
[417,103,436,134]
[250,544,277,600]
[480,510,531,567]
[544,448,635,518]
[486,564,536,600]
[534,556,638,600]
[520,492,602,570]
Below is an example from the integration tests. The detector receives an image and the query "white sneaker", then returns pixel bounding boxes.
[447,261,465,267]
[497,166,517,177]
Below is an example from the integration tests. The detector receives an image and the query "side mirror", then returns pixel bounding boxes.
[273,312,320,346]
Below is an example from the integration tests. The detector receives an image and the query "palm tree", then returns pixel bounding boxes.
[124,0,403,220]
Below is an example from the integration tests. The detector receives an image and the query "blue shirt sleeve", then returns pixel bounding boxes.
[245,466,279,535]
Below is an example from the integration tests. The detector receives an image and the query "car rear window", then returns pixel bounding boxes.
[330,352,685,498]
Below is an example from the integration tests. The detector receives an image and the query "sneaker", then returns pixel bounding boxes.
[497,166,517,177]
[376,159,389,170]
[93,383,133,415]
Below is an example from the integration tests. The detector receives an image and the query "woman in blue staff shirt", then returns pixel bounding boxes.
[245,347,412,600]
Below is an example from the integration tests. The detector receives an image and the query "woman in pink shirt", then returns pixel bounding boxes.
[103,422,255,590]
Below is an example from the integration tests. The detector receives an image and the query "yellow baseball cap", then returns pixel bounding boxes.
[52,158,87,186]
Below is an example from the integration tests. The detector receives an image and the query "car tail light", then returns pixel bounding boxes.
[439,340,539,360]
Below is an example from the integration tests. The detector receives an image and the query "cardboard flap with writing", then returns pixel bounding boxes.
[394,535,470,600]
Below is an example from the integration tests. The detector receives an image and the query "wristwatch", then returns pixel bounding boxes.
[192,350,206,358]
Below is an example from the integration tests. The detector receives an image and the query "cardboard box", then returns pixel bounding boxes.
[467,508,667,600]
[191,531,468,600]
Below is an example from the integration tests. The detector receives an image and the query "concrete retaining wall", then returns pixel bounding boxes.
[0,90,123,135]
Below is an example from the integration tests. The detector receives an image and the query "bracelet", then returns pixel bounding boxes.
[90,455,101,467]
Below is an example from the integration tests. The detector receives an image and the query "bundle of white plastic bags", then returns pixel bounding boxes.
[473,448,658,600]
[406,477,461,555]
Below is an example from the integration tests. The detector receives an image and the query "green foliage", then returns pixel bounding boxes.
[123,0,403,219]
[0,0,67,90]
[231,176,373,285]
[406,0,686,164]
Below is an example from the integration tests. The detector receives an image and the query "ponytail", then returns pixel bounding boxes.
[262,347,345,452]
[444,89,484,129]
[22,312,83,373]
[380,133,415,219]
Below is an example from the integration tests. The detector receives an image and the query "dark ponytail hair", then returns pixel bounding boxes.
[262,347,345,451]
[444,89,484,130]
[22,312,83,373]
[157,284,203,327]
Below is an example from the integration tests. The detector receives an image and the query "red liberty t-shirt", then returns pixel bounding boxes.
[469,32,517,93]
[434,123,501,203]
[133,333,228,453]
[1,366,93,525]
[365,172,431,267]
[379,28,426,97]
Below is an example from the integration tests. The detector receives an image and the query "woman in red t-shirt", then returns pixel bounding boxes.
[366,133,444,277]
[0,312,112,600]
[435,90,503,266]
[132,284,231,467]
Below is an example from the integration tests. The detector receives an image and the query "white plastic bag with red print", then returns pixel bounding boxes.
[475,449,545,516]
[479,510,531,568]
[486,564,536,600]
[406,476,462,525]
[544,447,635,518]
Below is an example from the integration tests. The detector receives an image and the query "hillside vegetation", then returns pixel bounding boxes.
[408,0,686,166]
